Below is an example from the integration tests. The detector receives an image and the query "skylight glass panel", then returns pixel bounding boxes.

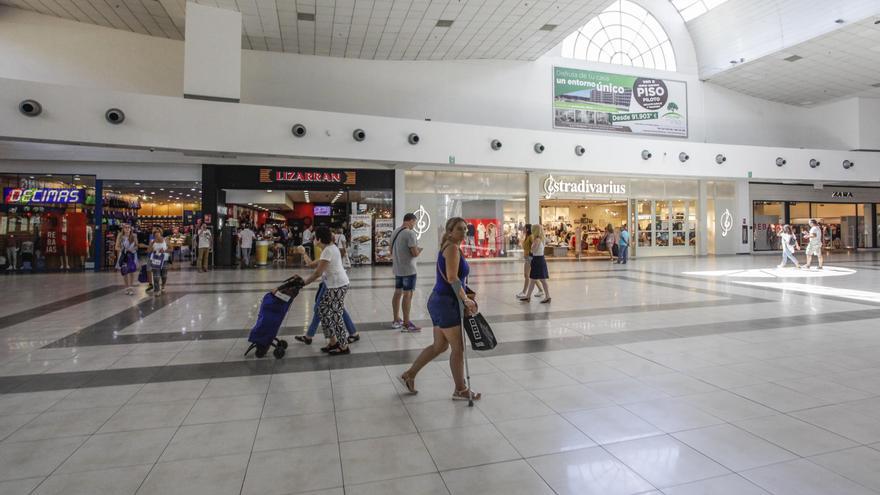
[674,0,729,22]
[560,0,676,71]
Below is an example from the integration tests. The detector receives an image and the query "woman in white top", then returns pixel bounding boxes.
[518,224,551,303]
[778,224,801,268]
[149,227,169,293]
[302,226,352,355]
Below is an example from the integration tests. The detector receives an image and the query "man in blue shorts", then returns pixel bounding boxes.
[391,213,423,332]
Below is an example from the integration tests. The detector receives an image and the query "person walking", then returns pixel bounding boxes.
[518,224,551,304]
[778,224,801,268]
[617,224,630,264]
[294,281,359,347]
[391,213,423,332]
[197,224,212,272]
[516,224,532,298]
[803,219,823,269]
[604,224,617,262]
[300,227,351,355]
[115,224,138,295]
[148,227,169,294]
[399,217,481,401]
[239,224,255,268]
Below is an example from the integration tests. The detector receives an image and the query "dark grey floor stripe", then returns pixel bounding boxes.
[43,293,186,348]
[7,306,880,393]
[54,296,761,347]
[0,285,125,330]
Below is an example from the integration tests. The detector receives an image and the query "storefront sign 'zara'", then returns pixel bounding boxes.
[542,175,627,199]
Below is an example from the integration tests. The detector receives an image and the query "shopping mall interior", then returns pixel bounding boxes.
[2,1,880,494]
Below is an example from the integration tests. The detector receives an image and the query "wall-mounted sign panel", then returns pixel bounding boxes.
[553,66,688,138]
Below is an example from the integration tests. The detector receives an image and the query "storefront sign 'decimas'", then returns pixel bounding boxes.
[4,188,85,204]
[259,168,356,185]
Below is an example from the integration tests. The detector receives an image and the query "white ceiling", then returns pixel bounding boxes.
[0,0,612,60]
[705,16,880,106]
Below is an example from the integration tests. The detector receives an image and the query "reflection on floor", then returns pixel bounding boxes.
[2,253,880,494]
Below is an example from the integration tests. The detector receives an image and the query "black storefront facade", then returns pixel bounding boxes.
[202,164,396,266]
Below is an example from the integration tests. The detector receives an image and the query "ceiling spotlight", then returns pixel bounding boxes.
[534,143,545,154]
[267,189,273,193]
[105,108,125,125]
[678,152,689,163]
[490,139,503,151]
[352,129,366,142]
[641,150,652,160]
[408,133,420,145]
[715,154,727,164]
[843,159,854,169]
[810,158,820,168]
[574,145,585,156]
[776,157,786,167]
[291,123,307,137]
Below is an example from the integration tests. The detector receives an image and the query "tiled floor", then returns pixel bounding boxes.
[2,253,880,494]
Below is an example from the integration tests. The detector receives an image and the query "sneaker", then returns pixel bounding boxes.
[777,264,785,268]
[515,292,526,299]
[534,292,544,298]
[146,286,154,292]
[401,322,421,333]
[391,320,404,329]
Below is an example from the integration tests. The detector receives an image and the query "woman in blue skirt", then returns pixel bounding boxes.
[399,217,481,401]
[518,224,551,303]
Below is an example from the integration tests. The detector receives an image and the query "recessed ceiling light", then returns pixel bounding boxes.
[151,192,156,195]
[267,189,273,193]
[297,12,315,21]
[784,54,803,62]
[539,24,557,31]
[134,182,140,185]
[140,189,145,192]
[160,188,164,191]
[29,176,34,179]
[435,19,454,27]
[191,188,196,191]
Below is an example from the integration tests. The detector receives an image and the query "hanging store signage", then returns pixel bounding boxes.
[258,168,356,185]
[553,66,688,138]
[542,175,626,199]
[4,188,85,204]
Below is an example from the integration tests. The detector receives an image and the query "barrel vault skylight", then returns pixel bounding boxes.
[672,0,731,22]
[560,0,677,72]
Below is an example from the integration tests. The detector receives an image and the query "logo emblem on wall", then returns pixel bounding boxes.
[720,209,733,238]
[413,205,431,240]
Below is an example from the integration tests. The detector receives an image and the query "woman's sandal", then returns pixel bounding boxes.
[294,335,313,345]
[452,389,482,401]
[320,342,339,353]
[399,374,418,395]
[540,298,551,304]
[347,334,361,344]
[326,346,350,356]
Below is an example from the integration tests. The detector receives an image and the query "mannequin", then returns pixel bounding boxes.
[60,215,70,270]
[5,233,17,270]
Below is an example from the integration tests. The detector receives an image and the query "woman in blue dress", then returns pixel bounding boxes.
[399,217,481,401]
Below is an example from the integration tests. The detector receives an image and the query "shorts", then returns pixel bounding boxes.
[395,274,417,291]
[805,242,822,256]
[427,292,462,328]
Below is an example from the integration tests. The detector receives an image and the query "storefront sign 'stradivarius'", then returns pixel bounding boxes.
[542,175,626,199]
[720,209,733,237]
[413,205,430,240]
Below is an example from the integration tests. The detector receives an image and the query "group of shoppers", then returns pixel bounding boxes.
[114,223,176,295]
[601,224,630,264]
[778,218,825,269]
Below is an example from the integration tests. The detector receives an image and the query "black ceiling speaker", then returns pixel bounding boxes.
[105,108,125,125]
[408,133,420,145]
[490,139,502,150]
[19,100,42,117]
[291,124,307,137]
[574,145,585,156]
[352,129,366,141]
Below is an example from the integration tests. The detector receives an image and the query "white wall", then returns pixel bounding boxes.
[0,7,183,97]
[859,98,880,150]
[0,160,200,181]
[0,6,874,153]
[183,3,241,100]
[702,84,861,150]
[1,77,877,185]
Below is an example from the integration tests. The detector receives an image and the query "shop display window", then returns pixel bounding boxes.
[637,200,652,247]
[1,173,96,271]
[654,200,669,246]
[752,201,783,251]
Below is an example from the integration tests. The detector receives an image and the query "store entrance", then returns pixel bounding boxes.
[221,188,393,267]
[539,199,629,258]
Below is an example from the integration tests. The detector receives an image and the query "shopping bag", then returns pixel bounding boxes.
[149,252,165,270]
[137,264,148,283]
[463,313,497,351]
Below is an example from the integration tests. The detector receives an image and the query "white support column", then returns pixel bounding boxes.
[184,3,242,101]
[527,172,540,225]
[736,179,752,254]
[394,168,407,223]
[698,180,709,256]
